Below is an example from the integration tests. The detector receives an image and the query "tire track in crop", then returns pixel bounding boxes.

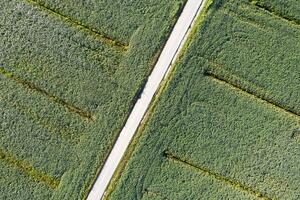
[0,96,76,141]
[249,0,300,28]
[163,150,274,200]
[0,65,94,121]
[219,9,271,33]
[24,0,129,51]
[68,36,124,75]
[202,61,300,119]
[219,2,300,37]
[0,148,60,189]
[142,188,170,200]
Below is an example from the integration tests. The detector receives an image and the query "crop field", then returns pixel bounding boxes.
[252,0,300,24]
[107,0,300,199]
[0,0,186,199]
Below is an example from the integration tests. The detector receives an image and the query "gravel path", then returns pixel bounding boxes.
[87,0,207,199]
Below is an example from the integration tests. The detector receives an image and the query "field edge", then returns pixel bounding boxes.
[102,0,216,199]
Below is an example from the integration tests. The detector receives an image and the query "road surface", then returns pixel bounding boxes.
[87,0,207,199]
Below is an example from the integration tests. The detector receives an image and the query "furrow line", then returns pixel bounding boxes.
[143,189,170,200]
[0,148,60,189]
[219,9,271,33]
[164,151,274,200]
[249,0,300,27]
[203,68,300,119]
[0,65,94,121]
[25,0,129,51]
[0,96,76,141]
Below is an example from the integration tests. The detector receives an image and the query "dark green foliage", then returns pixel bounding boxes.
[252,0,300,24]
[109,0,300,199]
[0,0,184,199]
[30,0,183,43]
[0,162,53,200]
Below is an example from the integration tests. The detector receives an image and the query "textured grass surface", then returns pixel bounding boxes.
[251,0,300,25]
[28,0,184,43]
[108,0,300,199]
[0,0,185,199]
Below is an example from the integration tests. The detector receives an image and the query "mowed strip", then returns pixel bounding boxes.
[107,0,300,199]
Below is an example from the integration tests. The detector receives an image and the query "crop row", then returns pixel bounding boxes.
[0,148,60,189]
[0,65,93,121]
[164,150,272,199]
[25,0,129,51]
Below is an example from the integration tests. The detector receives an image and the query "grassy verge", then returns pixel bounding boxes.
[103,0,215,198]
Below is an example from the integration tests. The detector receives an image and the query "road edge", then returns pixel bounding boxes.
[86,0,212,199]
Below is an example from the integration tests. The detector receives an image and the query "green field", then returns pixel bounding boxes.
[0,0,185,199]
[107,0,300,199]
[252,0,300,24]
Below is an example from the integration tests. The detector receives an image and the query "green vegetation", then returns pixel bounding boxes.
[28,0,185,44]
[107,0,300,199]
[251,0,300,25]
[0,0,185,199]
